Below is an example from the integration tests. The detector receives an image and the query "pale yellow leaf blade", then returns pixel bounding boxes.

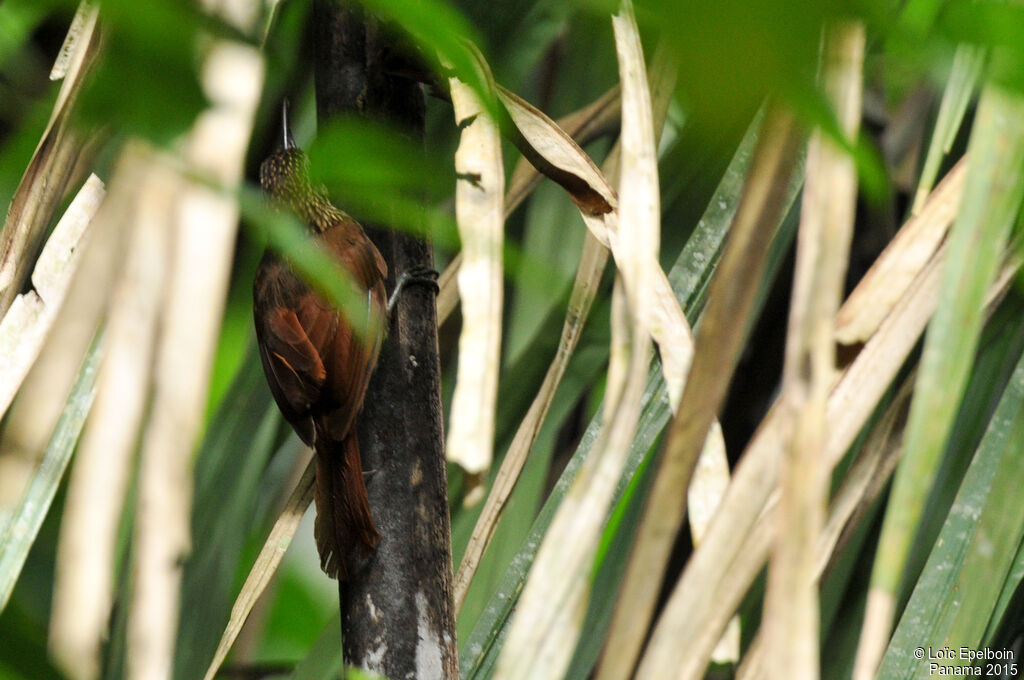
[835,157,966,344]
[492,6,658,678]
[765,20,864,680]
[445,73,505,476]
[51,154,168,680]
[0,175,104,421]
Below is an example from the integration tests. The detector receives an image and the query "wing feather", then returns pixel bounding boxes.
[254,250,387,445]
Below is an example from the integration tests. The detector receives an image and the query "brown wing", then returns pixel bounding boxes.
[254,241,386,446]
[315,233,388,441]
[254,255,331,445]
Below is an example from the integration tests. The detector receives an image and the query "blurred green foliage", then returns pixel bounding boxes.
[2,0,1024,678]
[77,0,209,143]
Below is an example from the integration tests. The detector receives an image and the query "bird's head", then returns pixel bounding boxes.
[260,100,344,231]
[260,99,313,205]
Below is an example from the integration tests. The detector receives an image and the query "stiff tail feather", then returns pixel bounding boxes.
[312,434,380,579]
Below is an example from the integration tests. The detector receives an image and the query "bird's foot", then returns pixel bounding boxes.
[387,265,439,314]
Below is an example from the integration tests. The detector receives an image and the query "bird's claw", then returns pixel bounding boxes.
[402,265,440,292]
[387,265,440,313]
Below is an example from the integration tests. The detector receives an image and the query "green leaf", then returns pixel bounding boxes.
[290,615,343,680]
[900,294,1024,610]
[913,44,985,213]
[0,335,101,612]
[0,597,64,680]
[939,1,1024,52]
[870,80,1024,601]
[78,0,210,145]
[359,0,495,114]
[0,0,55,69]
[309,118,453,200]
[563,436,656,680]
[881,344,1024,677]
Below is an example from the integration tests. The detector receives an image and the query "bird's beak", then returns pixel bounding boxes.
[282,99,297,151]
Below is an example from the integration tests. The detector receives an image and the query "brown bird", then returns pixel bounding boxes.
[254,102,387,579]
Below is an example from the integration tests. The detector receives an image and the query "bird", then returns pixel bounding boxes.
[253,101,387,579]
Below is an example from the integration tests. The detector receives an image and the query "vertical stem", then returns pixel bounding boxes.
[765,19,864,680]
[312,2,457,678]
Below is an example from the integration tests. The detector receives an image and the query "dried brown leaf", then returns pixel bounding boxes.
[0,3,99,317]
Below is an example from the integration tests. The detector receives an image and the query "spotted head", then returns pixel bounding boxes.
[259,100,312,204]
[259,100,342,231]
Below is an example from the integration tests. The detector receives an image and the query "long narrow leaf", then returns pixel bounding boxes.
[454,40,677,615]
[491,9,658,678]
[880,348,1024,677]
[764,21,863,680]
[0,1,98,317]
[436,85,621,325]
[855,79,1024,679]
[174,348,285,680]
[0,174,103,419]
[128,26,264,679]
[601,102,804,680]
[446,62,505,478]
[50,154,170,680]
[461,109,805,680]
[912,44,984,213]
[639,163,1018,680]
[0,337,101,611]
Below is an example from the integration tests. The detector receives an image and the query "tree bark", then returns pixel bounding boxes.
[312,2,458,678]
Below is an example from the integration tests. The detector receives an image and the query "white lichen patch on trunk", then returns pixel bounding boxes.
[365,593,379,623]
[363,634,387,676]
[415,591,444,679]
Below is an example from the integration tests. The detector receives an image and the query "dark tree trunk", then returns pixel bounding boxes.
[312,2,458,678]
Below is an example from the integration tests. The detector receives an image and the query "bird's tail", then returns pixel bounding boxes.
[313,434,380,580]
